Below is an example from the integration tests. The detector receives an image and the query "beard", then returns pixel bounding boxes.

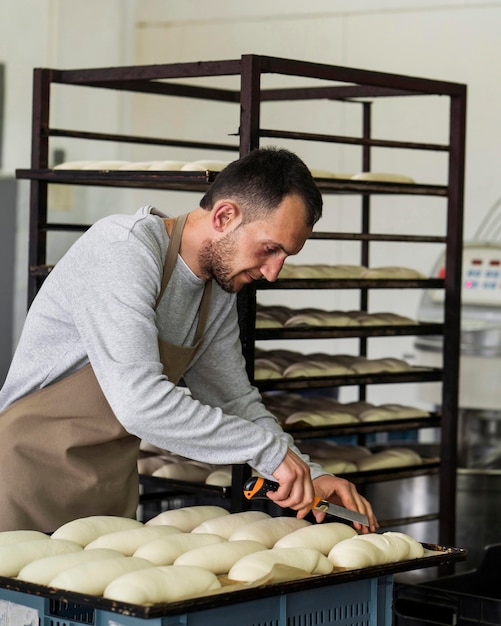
[198,230,239,293]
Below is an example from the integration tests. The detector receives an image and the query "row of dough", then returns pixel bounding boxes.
[256,304,418,329]
[1,509,425,605]
[262,392,430,427]
[54,159,230,172]
[278,263,426,279]
[138,442,425,486]
[298,441,425,474]
[53,159,416,183]
[254,348,417,379]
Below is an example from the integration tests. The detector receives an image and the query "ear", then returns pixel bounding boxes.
[211,200,242,233]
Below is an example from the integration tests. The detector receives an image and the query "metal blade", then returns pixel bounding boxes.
[315,500,369,526]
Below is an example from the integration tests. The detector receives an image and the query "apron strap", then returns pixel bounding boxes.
[156,212,212,345]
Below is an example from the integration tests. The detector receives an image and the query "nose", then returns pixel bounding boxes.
[260,257,286,282]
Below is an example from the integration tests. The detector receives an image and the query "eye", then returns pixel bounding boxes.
[265,246,279,255]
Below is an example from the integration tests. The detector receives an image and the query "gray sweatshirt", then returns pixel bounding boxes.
[0,206,326,480]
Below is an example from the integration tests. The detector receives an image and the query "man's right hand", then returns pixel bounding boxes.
[266,448,316,519]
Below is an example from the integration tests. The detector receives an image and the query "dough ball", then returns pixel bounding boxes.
[228,547,333,582]
[357,448,422,471]
[51,516,143,547]
[181,160,229,172]
[148,160,187,170]
[0,530,49,546]
[137,455,167,475]
[351,172,415,184]
[53,160,96,170]
[84,525,182,555]
[360,266,426,279]
[228,517,311,548]
[174,539,267,574]
[0,539,82,577]
[328,537,381,569]
[49,556,154,594]
[103,565,221,604]
[152,461,212,482]
[146,505,229,532]
[384,531,424,559]
[17,548,124,585]
[274,522,357,554]
[205,467,233,487]
[133,533,225,565]
[191,510,271,539]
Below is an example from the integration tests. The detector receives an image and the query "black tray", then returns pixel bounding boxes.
[0,543,466,619]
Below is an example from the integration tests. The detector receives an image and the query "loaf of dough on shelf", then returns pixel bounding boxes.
[53,160,102,169]
[360,266,427,279]
[282,359,355,378]
[137,455,167,475]
[148,160,187,170]
[279,264,367,279]
[133,533,225,565]
[370,312,418,325]
[351,172,416,184]
[81,160,131,170]
[228,516,311,549]
[285,409,360,427]
[359,403,430,422]
[316,459,358,474]
[51,516,143,547]
[146,505,229,532]
[228,546,333,582]
[204,466,232,486]
[0,539,82,577]
[328,531,424,570]
[328,536,381,569]
[0,529,49,546]
[181,160,229,171]
[103,565,221,604]
[356,447,423,471]
[284,309,359,327]
[152,460,213,482]
[191,510,271,539]
[17,548,125,585]
[274,522,357,554]
[298,442,371,463]
[118,161,156,170]
[348,356,413,374]
[84,525,182,555]
[49,556,154,594]
[256,304,293,328]
[175,539,267,574]
[308,168,353,179]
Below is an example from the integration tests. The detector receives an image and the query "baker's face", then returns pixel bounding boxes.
[199,194,312,293]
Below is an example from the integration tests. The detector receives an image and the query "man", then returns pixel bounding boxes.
[0,147,377,533]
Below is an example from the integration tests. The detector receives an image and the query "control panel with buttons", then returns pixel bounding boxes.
[430,243,501,307]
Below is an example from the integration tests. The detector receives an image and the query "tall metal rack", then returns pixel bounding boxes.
[16,55,466,547]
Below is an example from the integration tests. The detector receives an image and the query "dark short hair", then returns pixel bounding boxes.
[199,147,322,226]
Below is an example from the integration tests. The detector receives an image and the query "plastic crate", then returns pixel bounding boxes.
[394,543,501,626]
[0,574,393,626]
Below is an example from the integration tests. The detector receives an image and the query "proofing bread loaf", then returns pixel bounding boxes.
[103,565,221,604]
[84,525,183,555]
[51,516,143,547]
[146,506,229,532]
[228,517,311,548]
[17,548,125,585]
[133,533,225,565]
[228,547,333,582]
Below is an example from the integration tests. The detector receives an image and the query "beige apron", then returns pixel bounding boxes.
[0,213,212,532]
